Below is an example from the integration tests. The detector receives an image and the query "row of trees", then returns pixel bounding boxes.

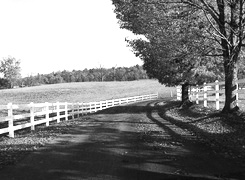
[0,56,148,89]
[112,0,245,113]
[20,65,148,87]
[0,57,148,89]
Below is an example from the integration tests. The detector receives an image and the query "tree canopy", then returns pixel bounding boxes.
[0,56,21,88]
[112,0,245,113]
[113,0,225,86]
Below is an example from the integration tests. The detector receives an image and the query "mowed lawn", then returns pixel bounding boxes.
[0,80,176,105]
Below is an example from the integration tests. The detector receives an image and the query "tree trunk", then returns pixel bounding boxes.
[218,0,241,114]
[179,82,193,108]
[181,82,189,104]
[222,55,239,113]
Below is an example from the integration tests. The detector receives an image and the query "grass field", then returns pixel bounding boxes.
[0,80,176,105]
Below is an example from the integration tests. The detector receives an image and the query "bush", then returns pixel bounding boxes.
[0,78,11,89]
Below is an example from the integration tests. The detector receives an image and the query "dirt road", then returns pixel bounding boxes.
[0,99,244,180]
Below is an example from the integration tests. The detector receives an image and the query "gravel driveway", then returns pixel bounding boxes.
[0,99,244,180]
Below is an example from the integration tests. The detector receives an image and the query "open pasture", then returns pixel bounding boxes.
[0,80,175,105]
[0,80,167,137]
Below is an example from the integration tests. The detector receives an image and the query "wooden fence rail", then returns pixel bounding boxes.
[0,93,158,138]
[176,80,241,110]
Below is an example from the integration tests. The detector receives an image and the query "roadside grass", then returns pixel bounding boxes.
[0,80,175,105]
[0,80,175,118]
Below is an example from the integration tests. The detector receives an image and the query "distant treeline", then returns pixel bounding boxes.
[18,65,148,87]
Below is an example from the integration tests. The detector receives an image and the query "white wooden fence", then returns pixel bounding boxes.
[176,80,241,110]
[0,93,158,138]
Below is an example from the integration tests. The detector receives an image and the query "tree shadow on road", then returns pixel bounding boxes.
[0,106,216,180]
[1,99,245,180]
[97,99,245,179]
[96,99,178,115]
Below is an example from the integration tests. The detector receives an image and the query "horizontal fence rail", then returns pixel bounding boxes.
[0,93,158,138]
[176,80,242,110]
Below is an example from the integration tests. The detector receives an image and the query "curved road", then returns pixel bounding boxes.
[0,99,244,180]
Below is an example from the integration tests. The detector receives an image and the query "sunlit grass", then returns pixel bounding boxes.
[0,80,176,105]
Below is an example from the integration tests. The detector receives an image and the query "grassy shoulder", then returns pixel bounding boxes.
[0,117,89,169]
[159,100,245,162]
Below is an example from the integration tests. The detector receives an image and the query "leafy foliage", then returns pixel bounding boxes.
[112,0,224,86]
[112,0,245,112]
[0,78,11,89]
[0,57,21,88]
[19,65,148,87]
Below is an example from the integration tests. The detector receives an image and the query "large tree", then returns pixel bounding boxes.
[0,56,21,88]
[112,0,245,113]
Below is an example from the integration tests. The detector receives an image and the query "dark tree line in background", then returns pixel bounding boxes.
[19,65,148,87]
[0,56,148,89]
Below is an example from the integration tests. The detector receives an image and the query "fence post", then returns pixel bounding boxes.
[45,102,49,126]
[56,102,60,123]
[77,102,80,117]
[196,85,199,104]
[7,103,14,138]
[89,102,92,113]
[203,83,207,107]
[177,86,181,100]
[81,102,85,115]
[188,86,191,101]
[72,103,75,119]
[99,101,103,110]
[65,102,68,121]
[191,87,194,101]
[30,102,35,131]
[189,86,193,101]
[215,80,220,110]
[236,82,239,106]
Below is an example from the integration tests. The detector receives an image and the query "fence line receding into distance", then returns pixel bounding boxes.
[0,93,158,138]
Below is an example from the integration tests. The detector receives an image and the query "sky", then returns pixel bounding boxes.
[0,0,143,77]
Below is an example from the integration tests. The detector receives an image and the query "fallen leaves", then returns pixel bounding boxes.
[0,118,85,170]
[165,101,245,161]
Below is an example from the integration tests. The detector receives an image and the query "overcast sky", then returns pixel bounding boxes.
[0,0,142,77]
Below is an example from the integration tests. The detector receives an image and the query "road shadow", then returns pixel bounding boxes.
[1,99,245,180]
[98,99,245,179]
[96,99,178,115]
[0,110,215,180]
[157,101,245,162]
